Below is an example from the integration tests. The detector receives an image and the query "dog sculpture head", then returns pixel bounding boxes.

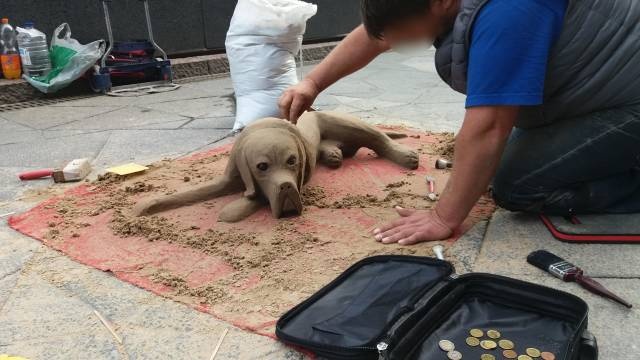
[232,119,315,218]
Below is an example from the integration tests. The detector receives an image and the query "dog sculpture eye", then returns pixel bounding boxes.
[287,155,296,166]
[257,162,269,171]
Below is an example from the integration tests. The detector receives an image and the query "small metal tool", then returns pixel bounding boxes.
[435,158,453,169]
[426,176,437,201]
[432,245,445,260]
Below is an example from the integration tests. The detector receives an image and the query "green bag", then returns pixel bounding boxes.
[25,23,105,93]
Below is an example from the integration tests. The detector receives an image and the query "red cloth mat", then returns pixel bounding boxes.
[9,128,495,337]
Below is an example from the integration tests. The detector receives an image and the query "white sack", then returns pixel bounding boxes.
[226,0,317,130]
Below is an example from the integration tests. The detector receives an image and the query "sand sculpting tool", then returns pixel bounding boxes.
[19,158,92,183]
[432,245,445,260]
[528,250,632,308]
[426,176,437,201]
[435,158,453,169]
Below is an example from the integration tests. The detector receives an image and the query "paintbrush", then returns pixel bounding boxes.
[527,249,632,308]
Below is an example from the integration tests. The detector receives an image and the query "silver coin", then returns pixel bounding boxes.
[447,350,463,360]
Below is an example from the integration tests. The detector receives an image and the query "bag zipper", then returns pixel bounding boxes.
[377,341,389,360]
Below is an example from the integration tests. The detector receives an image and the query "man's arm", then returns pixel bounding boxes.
[279,25,390,122]
[436,106,518,228]
[373,106,517,245]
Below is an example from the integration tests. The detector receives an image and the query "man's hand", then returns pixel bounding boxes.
[278,25,390,123]
[372,106,519,246]
[279,78,320,124]
[372,207,453,245]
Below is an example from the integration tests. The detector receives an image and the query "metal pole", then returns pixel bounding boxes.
[101,0,114,68]
[141,0,168,60]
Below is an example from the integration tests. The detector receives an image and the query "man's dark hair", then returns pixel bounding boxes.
[361,0,432,39]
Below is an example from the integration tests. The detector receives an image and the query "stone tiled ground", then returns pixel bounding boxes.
[0,49,637,359]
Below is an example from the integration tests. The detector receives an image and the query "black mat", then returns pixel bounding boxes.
[541,214,640,243]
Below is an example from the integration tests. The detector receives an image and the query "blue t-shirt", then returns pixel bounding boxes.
[465,0,568,108]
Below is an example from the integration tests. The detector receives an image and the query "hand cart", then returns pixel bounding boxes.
[90,0,176,94]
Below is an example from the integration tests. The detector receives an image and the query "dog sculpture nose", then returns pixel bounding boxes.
[280,182,294,191]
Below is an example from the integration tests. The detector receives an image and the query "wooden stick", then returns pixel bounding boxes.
[93,310,123,344]
[0,212,15,218]
[209,327,229,360]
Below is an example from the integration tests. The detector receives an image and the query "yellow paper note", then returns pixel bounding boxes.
[106,163,149,176]
[0,355,30,360]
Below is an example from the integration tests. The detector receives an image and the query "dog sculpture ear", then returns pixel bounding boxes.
[295,135,315,188]
[234,139,257,198]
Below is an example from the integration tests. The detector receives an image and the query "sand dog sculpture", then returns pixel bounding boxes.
[132,111,419,222]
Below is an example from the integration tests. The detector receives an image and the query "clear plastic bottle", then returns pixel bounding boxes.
[16,21,51,78]
[0,18,22,79]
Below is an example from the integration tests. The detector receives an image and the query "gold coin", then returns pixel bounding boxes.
[480,340,497,350]
[469,328,484,338]
[438,340,455,352]
[486,329,501,339]
[526,348,541,358]
[503,350,518,359]
[465,336,480,346]
[480,354,496,360]
[518,356,533,360]
[540,352,556,360]
[498,339,515,350]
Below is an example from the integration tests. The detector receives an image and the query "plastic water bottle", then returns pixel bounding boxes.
[0,18,22,79]
[16,21,51,78]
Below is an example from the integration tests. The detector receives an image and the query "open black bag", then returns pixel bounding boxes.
[276,255,598,360]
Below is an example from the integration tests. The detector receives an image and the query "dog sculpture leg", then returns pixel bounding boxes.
[218,196,266,222]
[298,111,419,170]
[132,175,242,216]
[318,139,344,168]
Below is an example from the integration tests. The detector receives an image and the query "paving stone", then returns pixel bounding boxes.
[0,131,111,168]
[473,208,640,277]
[49,94,139,108]
[180,76,235,96]
[0,115,34,132]
[504,275,639,360]
[0,333,120,360]
[50,106,189,131]
[0,129,44,147]
[449,221,488,274]
[413,85,466,105]
[1,105,122,130]
[93,129,230,168]
[142,96,235,118]
[0,272,107,344]
[181,116,235,129]
[322,78,385,99]
[401,53,439,73]
[350,98,412,112]
[0,228,39,279]
[313,93,342,110]
[6,242,302,360]
[130,85,228,106]
[361,68,435,94]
